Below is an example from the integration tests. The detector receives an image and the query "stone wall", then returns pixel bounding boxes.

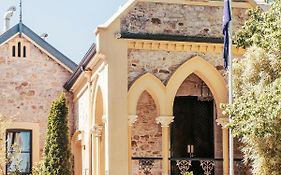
[121,2,248,38]
[176,73,213,99]
[0,36,72,155]
[132,91,162,175]
[128,49,230,86]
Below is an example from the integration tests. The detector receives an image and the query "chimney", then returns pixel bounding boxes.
[3,6,16,33]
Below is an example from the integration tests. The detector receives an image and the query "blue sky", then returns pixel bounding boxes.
[0,0,127,63]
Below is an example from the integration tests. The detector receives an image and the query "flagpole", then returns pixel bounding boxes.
[228,32,234,175]
[228,0,234,174]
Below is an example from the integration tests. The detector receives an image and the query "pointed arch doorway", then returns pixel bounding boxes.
[170,74,220,175]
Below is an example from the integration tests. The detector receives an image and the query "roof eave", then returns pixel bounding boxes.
[21,24,77,71]
[0,24,20,46]
[64,44,97,91]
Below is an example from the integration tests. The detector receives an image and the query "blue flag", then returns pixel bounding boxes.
[223,0,232,69]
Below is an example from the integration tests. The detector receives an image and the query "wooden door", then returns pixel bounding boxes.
[171,96,214,174]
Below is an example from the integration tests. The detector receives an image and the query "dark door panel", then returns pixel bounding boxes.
[171,96,214,175]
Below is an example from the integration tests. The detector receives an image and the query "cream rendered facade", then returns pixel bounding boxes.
[68,0,259,175]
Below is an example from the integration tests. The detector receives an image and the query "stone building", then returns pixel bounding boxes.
[0,0,269,175]
[0,22,76,174]
[65,0,265,175]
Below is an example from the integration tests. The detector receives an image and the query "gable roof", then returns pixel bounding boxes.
[0,23,77,72]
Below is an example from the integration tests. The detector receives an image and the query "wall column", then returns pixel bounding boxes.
[156,116,174,175]
[91,133,95,175]
[84,70,93,175]
[92,125,103,175]
[216,117,229,175]
[128,115,138,175]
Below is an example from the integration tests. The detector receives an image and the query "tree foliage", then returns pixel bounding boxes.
[234,0,281,54]
[42,94,71,175]
[222,1,281,174]
[222,78,281,174]
[233,47,281,96]
[233,0,281,96]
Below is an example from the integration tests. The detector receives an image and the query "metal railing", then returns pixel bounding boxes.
[170,158,222,175]
[132,157,248,175]
[170,158,248,175]
[132,157,162,175]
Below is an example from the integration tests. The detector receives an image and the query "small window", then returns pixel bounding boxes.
[6,130,32,175]
[23,46,26,58]
[17,42,21,57]
[12,46,16,57]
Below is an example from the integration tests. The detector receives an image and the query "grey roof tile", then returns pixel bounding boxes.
[0,23,77,72]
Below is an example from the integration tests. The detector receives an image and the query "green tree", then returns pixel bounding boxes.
[234,0,281,54]
[222,78,281,175]
[42,94,71,175]
[222,1,281,174]
[233,0,281,96]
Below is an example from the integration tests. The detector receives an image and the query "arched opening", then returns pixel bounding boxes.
[131,91,162,175]
[170,74,223,175]
[128,73,166,116]
[71,131,82,175]
[95,87,104,124]
[93,87,105,175]
[166,56,228,118]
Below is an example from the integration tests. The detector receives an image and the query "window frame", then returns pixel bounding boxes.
[5,129,33,175]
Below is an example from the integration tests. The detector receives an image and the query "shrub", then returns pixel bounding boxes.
[42,94,72,175]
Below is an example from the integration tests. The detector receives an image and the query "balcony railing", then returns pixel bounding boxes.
[132,157,248,175]
[170,158,222,175]
[170,158,248,175]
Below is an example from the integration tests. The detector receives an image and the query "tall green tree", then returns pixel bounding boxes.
[42,94,71,175]
[222,1,281,174]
